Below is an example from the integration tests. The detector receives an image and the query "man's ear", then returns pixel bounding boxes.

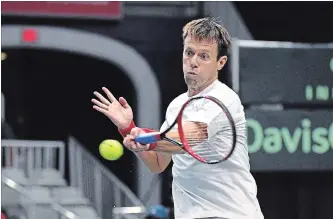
[217,56,227,71]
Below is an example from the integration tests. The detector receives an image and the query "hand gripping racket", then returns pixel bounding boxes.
[134,96,237,164]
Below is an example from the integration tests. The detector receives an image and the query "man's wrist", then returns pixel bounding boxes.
[118,120,136,137]
[118,122,158,151]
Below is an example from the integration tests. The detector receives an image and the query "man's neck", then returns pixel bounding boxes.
[187,79,217,97]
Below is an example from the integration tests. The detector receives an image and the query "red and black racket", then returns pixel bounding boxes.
[135,96,237,164]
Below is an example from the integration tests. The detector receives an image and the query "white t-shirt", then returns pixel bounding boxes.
[160,80,264,219]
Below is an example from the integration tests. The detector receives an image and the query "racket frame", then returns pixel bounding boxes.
[177,96,237,164]
[135,95,237,164]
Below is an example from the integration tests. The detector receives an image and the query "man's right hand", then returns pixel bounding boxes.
[123,127,151,152]
[91,87,133,129]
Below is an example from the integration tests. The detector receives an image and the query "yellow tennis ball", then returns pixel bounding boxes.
[99,139,124,161]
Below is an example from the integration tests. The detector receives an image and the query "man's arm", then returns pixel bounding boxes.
[119,121,182,173]
[154,122,207,153]
[121,121,205,173]
[134,120,208,173]
[134,129,185,173]
[135,150,172,173]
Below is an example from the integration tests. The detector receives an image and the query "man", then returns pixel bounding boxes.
[92,17,264,219]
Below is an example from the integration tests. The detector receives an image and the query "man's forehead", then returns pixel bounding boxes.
[184,36,217,51]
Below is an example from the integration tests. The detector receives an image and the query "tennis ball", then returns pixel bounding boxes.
[99,139,124,161]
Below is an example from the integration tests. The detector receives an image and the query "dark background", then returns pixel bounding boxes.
[2,2,333,219]
[239,48,333,106]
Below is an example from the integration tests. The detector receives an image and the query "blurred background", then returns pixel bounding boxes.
[1,1,333,219]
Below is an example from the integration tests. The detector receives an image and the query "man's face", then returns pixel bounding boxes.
[183,36,227,90]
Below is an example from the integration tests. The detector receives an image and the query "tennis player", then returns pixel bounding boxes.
[92,17,264,219]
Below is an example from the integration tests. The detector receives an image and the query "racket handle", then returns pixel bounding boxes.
[134,132,161,144]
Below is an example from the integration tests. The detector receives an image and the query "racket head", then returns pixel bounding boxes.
[177,95,237,164]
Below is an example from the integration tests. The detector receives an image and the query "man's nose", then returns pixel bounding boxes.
[190,55,198,68]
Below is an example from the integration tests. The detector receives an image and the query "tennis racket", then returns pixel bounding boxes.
[135,95,237,164]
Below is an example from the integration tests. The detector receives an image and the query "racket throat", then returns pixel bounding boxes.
[164,136,183,147]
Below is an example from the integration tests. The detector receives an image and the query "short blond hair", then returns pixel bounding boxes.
[182,17,232,58]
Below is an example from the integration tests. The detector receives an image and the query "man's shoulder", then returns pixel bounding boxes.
[168,92,188,108]
[163,92,188,119]
[207,82,245,121]
[210,81,241,106]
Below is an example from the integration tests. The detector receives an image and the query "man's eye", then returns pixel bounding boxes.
[185,50,193,56]
[200,53,209,60]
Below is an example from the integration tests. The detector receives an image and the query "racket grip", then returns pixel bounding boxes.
[134,132,161,144]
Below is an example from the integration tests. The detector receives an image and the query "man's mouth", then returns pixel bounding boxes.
[187,71,197,75]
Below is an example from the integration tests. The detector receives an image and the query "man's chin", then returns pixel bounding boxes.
[184,79,198,88]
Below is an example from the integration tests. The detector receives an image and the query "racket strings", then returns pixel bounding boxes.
[182,124,208,143]
[178,97,236,163]
[182,121,230,161]
[185,135,225,158]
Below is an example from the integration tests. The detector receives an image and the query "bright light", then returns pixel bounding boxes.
[7,178,16,188]
[1,52,7,61]
[22,28,38,43]
[113,206,146,214]
[64,211,76,219]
